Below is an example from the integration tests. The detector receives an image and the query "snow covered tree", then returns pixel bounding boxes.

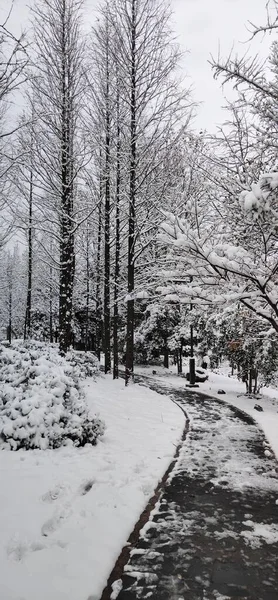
[89,8,114,373]
[0,247,25,340]
[134,301,180,366]
[0,5,29,249]
[31,0,87,354]
[161,169,278,333]
[160,7,278,340]
[106,0,190,384]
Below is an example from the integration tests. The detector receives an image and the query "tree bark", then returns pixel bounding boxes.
[96,179,102,361]
[24,166,33,340]
[49,262,53,343]
[125,0,136,385]
[104,17,111,373]
[59,0,75,354]
[7,289,12,344]
[113,80,121,380]
[163,345,169,369]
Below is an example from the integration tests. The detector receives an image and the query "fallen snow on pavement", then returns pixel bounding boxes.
[134,365,278,460]
[0,374,184,600]
[170,395,278,495]
[240,520,278,548]
[203,371,278,461]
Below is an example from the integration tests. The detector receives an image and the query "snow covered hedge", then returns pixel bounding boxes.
[0,341,105,451]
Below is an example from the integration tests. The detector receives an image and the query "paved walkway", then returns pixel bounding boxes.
[111,383,278,600]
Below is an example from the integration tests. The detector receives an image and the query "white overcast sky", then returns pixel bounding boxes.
[2,0,273,131]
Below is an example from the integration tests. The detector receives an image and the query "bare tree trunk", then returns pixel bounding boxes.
[125,0,136,385]
[253,370,258,394]
[7,288,12,344]
[248,367,252,394]
[49,262,53,343]
[24,167,33,340]
[103,17,111,373]
[113,82,121,379]
[85,220,90,351]
[96,184,102,361]
[177,348,182,374]
[163,342,169,368]
[59,0,75,354]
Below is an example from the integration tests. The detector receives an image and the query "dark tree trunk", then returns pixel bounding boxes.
[113,82,121,380]
[7,289,12,344]
[49,262,53,344]
[253,369,258,394]
[104,22,111,374]
[177,348,182,374]
[248,367,252,394]
[163,345,169,369]
[85,221,90,352]
[59,1,75,355]
[96,182,102,361]
[125,0,136,386]
[24,163,33,340]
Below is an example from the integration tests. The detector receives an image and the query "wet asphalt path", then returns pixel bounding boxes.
[113,380,278,600]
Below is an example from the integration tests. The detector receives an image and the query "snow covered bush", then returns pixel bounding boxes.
[66,349,99,378]
[0,341,104,451]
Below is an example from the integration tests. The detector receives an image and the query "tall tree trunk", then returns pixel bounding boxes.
[113,81,121,379]
[85,220,90,351]
[104,20,111,373]
[163,341,169,369]
[24,166,33,340]
[49,261,53,343]
[125,0,136,385]
[7,284,12,344]
[59,0,75,354]
[96,179,102,361]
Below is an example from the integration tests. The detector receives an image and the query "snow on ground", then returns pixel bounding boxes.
[134,364,278,460]
[0,374,184,600]
[240,520,278,548]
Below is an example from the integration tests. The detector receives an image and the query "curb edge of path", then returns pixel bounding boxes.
[99,393,190,600]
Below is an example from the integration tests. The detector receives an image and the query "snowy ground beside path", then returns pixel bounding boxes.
[134,365,278,460]
[0,375,184,600]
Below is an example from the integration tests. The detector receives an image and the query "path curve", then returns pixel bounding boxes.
[101,377,278,600]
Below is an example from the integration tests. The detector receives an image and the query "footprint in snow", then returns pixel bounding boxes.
[79,479,94,496]
[41,480,93,538]
[6,539,28,562]
[41,504,71,537]
[41,484,66,503]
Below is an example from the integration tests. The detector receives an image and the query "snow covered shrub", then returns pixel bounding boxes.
[0,341,104,451]
[66,349,99,378]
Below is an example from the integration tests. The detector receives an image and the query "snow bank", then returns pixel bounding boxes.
[0,375,184,600]
[0,341,104,450]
